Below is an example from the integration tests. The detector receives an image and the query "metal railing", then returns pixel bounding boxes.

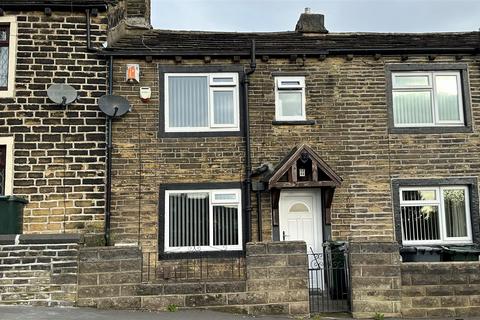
[141,251,246,283]
[308,244,350,313]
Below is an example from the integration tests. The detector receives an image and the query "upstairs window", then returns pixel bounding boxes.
[164,73,240,132]
[164,188,242,253]
[0,16,17,97]
[399,186,472,245]
[275,76,306,121]
[392,71,463,127]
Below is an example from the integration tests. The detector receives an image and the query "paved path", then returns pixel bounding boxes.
[0,306,293,320]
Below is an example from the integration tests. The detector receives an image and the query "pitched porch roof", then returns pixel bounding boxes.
[265,144,342,190]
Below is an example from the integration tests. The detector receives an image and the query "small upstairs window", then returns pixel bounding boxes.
[275,76,306,121]
[164,73,240,132]
[0,16,17,98]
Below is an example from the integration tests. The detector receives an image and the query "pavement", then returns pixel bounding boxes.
[0,306,294,320]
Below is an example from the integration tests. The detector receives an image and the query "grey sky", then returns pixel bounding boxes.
[151,0,480,33]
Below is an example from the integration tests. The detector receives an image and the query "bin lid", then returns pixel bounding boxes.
[441,245,480,254]
[0,196,28,204]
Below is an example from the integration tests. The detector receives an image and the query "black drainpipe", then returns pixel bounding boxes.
[85,9,97,52]
[256,190,262,241]
[104,55,114,246]
[244,40,256,243]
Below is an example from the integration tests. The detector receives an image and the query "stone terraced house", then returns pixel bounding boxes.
[1,0,480,318]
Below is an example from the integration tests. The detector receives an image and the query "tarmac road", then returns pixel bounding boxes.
[0,306,292,320]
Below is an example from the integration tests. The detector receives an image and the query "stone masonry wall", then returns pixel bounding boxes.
[401,262,480,318]
[0,234,81,306]
[0,9,108,235]
[110,55,480,254]
[349,242,402,318]
[77,241,309,316]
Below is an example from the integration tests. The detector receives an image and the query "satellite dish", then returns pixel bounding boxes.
[47,84,78,106]
[98,95,131,117]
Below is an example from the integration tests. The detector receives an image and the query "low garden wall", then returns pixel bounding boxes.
[76,241,310,316]
[401,262,480,318]
[0,234,82,306]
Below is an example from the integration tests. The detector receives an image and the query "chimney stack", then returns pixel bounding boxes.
[295,8,328,34]
[107,0,152,44]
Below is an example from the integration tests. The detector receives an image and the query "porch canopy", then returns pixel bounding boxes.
[264,143,342,189]
[261,144,342,228]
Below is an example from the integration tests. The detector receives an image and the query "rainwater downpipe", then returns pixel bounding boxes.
[85,9,97,52]
[104,55,114,246]
[244,40,256,243]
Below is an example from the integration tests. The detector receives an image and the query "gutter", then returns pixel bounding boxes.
[243,40,256,244]
[0,3,108,11]
[96,47,480,58]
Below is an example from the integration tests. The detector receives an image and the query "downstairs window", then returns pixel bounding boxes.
[399,186,472,245]
[164,188,242,253]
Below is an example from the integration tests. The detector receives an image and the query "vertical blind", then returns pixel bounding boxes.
[168,76,209,128]
[444,189,467,238]
[213,91,234,125]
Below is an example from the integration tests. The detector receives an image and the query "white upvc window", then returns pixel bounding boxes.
[399,186,472,245]
[275,76,306,121]
[392,71,464,127]
[164,189,242,252]
[0,137,14,196]
[0,16,17,98]
[164,73,240,132]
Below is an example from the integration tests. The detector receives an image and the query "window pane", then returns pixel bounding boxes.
[435,75,461,122]
[444,189,467,238]
[0,145,5,196]
[168,76,208,128]
[401,205,440,241]
[212,77,234,83]
[0,47,8,88]
[278,91,302,117]
[289,202,310,213]
[214,193,237,201]
[213,91,234,125]
[213,205,239,246]
[394,75,429,87]
[169,192,209,247]
[393,91,432,125]
[402,190,436,201]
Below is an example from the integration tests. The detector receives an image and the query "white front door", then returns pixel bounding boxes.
[279,189,323,289]
[279,189,322,253]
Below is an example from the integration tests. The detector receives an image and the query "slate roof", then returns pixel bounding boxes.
[1,0,113,11]
[103,29,480,57]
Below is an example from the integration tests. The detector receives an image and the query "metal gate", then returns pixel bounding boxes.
[308,243,350,313]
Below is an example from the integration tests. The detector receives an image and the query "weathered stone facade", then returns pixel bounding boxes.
[401,262,480,318]
[76,241,309,316]
[0,234,81,306]
[109,54,480,246]
[0,8,109,235]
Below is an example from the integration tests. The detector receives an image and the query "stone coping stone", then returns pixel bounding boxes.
[0,234,83,245]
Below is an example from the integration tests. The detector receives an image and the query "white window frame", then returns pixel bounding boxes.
[0,137,14,195]
[164,188,243,253]
[392,71,464,127]
[164,73,240,132]
[274,76,306,121]
[399,186,472,245]
[0,16,17,98]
